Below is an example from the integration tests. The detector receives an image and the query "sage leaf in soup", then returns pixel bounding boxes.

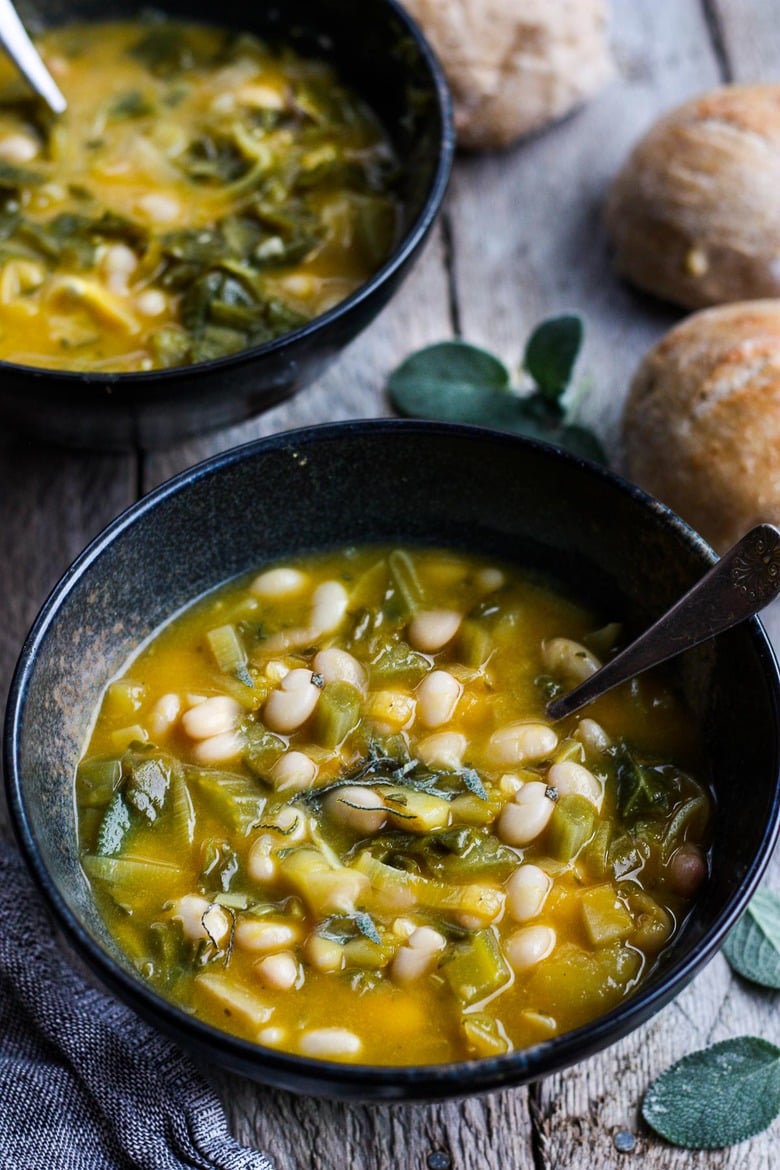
[642,1037,780,1149]
[523,313,584,401]
[722,886,780,990]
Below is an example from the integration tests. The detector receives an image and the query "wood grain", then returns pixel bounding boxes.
[1,3,778,1168]
[0,441,135,836]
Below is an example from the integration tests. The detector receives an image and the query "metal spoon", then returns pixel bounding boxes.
[546,523,780,722]
[0,0,65,115]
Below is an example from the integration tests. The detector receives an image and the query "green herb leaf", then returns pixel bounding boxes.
[723,887,780,990]
[642,1037,780,1149]
[386,325,606,465]
[387,341,515,424]
[523,314,583,401]
[354,912,382,944]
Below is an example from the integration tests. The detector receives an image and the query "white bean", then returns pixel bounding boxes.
[263,805,307,842]
[415,670,462,728]
[391,938,443,986]
[258,1027,287,1047]
[417,731,466,770]
[235,920,300,954]
[263,668,320,733]
[575,718,611,754]
[497,781,556,846]
[0,132,38,163]
[191,730,244,765]
[148,692,181,737]
[407,609,462,653]
[310,581,348,633]
[475,567,505,592]
[505,925,556,972]
[506,865,552,922]
[313,648,366,692]
[324,786,386,834]
[255,951,299,990]
[547,761,603,810]
[171,896,230,946]
[99,243,137,294]
[136,289,167,317]
[137,192,181,223]
[182,695,241,740]
[250,566,308,599]
[409,926,447,954]
[299,1028,362,1059]
[488,722,558,767]
[271,750,317,792]
[543,637,601,684]
[248,836,276,883]
[305,935,345,972]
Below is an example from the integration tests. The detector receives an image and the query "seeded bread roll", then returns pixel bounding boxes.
[622,301,780,552]
[402,0,613,151]
[606,86,780,309]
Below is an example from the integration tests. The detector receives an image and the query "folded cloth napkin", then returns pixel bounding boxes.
[0,836,273,1170]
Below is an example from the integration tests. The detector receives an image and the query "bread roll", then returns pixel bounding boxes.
[607,86,780,309]
[623,301,780,551]
[403,0,613,151]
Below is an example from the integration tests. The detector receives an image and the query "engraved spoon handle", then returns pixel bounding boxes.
[547,523,780,722]
[0,0,66,114]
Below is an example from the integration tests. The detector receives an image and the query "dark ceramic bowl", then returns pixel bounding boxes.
[6,420,780,1101]
[1,1,453,449]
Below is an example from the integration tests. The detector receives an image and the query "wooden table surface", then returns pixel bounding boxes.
[1,2,779,1167]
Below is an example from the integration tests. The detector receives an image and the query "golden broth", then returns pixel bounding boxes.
[77,547,710,1065]
[0,21,398,371]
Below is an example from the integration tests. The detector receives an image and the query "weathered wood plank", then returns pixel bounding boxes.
[143,224,452,490]
[211,1077,535,1170]
[708,0,780,82]
[0,442,136,837]
[445,0,723,454]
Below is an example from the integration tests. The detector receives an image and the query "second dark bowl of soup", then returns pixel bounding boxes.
[0,1,452,448]
[6,420,780,1099]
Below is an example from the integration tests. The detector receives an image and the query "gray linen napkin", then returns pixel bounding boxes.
[0,837,273,1170]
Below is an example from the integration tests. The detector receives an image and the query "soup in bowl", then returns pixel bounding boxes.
[6,421,780,1099]
[0,1,452,446]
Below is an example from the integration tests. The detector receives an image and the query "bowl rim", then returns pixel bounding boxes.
[0,0,455,395]
[6,418,780,1099]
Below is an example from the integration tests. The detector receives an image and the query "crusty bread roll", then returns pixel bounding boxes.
[607,86,780,309]
[623,301,780,552]
[402,0,613,151]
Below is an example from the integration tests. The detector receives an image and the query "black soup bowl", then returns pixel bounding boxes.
[1,1,453,449]
[6,420,780,1100]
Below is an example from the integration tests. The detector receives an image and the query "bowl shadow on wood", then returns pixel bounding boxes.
[6,420,780,1099]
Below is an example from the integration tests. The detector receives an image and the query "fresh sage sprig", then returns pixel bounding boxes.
[642,1037,780,1149]
[642,885,780,1149]
[722,886,780,990]
[386,314,607,464]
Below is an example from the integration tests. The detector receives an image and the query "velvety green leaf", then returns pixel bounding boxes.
[723,887,780,990]
[388,341,513,423]
[642,1037,780,1149]
[524,314,583,401]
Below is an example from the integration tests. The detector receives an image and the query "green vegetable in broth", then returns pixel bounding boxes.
[76,545,711,1065]
[0,20,400,372]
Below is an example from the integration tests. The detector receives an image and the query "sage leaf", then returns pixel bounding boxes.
[523,314,583,401]
[387,341,516,425]
[723,887,780,990]
[643,1037,780,1149]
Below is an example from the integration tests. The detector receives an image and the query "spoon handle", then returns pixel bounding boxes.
[547,523,780,722]
[0,0,66,114]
